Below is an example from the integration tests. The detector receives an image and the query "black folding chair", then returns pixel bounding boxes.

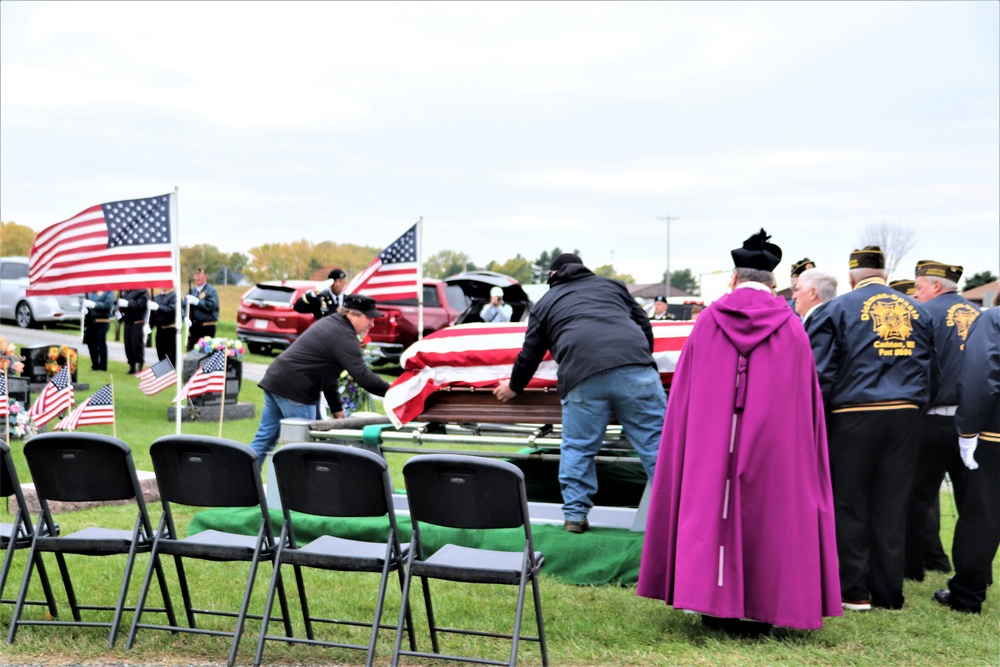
[392,454,548,667]
[5,432,175,648]
[126,435,291,667]
[253,443,416,667]
[1,441,58,617]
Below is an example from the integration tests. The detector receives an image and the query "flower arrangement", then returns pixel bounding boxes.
[45,345,77,376]
[193,337,246,361]
[338,335,376,417]
[6,399,37,441]
[0,337,25,374]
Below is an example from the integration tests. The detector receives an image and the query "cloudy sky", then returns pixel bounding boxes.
[2,1,997,295]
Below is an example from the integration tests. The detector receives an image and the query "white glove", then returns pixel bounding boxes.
[81,307,89,316]
[142,324,152,336]
[115,310,123,320]
[959,436,979,470]
[185,294,200,306]
[314,278,334,294]
[148,301,160,311]
[117,298,129,307]
[83,299,97,309]
[184,317,192,328]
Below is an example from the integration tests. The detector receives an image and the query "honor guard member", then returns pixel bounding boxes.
[82,290,116,371]
[788,257,816,310]
[889,279,916,297]
[934,304,1000,614]
[185,267,220,350]
[294,268,348,320]
[904,261,980,581]
[149,287,179,368]
[805,245,931,611]
[650,295,671,320]
[118,289,149,374]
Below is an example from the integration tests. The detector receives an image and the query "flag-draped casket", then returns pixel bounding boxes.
[383,320,694,427]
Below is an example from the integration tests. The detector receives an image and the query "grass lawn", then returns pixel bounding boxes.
[1,354,998,665]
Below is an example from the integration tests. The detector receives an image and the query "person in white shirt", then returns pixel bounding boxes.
[480,286,512,323]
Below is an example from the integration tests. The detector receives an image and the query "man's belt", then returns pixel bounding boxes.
[131,320,145,325]
[926,405,958,416]
[158,324,177,329]
[192,321,217,326]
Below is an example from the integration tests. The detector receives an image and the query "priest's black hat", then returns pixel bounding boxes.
[849,246,885,270]
[731,228,782,272]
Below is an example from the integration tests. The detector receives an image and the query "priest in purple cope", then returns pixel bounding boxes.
[637,229,842,631]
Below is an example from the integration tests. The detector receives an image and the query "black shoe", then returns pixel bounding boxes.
[126,367,136,375]
[564,519,589,534]
[934,588,981,614]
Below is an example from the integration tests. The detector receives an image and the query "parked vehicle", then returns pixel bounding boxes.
[235,280,315,355]
[367,271,532,364]
[0,256,83,328]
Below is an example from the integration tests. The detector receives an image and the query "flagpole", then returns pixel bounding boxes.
[171,187,182,435]
[110,378,117,439]
[218,354,226,438]
[416,216,424,341]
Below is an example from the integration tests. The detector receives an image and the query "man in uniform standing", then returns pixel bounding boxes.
[904,260,980,581]
[149,287,179,368]
[185,267,220,350]
[82,290,115,371]
[649,295,671,320]
[806,246,931,611]
[118,289,149,374]
[294,268,348,320]
[934,303,999,614]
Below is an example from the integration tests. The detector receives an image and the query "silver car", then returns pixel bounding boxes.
[0,256,83,328]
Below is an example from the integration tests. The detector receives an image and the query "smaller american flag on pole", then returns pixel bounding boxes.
[55,384,115,431]
[28,366,74,427]
[178,351,227,401]
[0,373,8,418]
[137,357,178,396]
[345,223,419,301]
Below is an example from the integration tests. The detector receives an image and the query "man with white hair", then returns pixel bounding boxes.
[793,268,838,324]
[904,260,981,582]
[806,245,932,611]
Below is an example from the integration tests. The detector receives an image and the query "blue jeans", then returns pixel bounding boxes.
[249,390,317,464]
[559,364,666,521]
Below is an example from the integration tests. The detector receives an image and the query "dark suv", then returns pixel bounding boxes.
[235,280,315,355]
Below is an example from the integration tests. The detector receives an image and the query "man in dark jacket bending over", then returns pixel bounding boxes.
[249,293,391,464]
[494,253,666,533]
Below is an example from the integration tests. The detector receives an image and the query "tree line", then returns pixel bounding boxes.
[2,220,996,293]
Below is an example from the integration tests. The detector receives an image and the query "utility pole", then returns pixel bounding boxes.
[656,215,680,298]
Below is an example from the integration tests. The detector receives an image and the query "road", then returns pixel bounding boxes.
[0,323,269,382]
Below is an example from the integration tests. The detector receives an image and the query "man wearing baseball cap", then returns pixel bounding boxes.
[249,293,390,464]
[479,285,512,323]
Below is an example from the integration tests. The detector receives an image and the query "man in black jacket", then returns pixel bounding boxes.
[248,294,391,464]
[118,288,149,374]
[494,253,666,533]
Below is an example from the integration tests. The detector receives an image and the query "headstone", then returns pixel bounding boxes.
[181,352,241,405]
[20,345,79,383]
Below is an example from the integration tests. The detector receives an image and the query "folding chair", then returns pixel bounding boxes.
[5,432,174,648]
[126,435,292,667]
[1,441,58,617]
[253,443,416,667]
[392,454,548,667]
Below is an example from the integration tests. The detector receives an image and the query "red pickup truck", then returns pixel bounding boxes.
[367,272,530,364]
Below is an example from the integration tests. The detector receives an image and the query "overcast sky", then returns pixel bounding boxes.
[2,1,997,293]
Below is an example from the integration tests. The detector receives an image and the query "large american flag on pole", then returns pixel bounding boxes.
[137,357,178,396]
[28,366,74,426]
[178,351,227,400]
[383,320,694,427]
[27,194,174,296]
[55,384,115,431]
[345,223,419,301]
[0,373,8,418]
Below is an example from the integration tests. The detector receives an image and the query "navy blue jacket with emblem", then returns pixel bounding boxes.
[806,276,931,410]
[956,307,1000,443]
[923,291,981,407]
[509,263,656,397]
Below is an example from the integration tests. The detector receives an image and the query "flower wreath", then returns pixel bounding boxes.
[0,336,25,374]
[193,337,246,361]
[45,345,77,376]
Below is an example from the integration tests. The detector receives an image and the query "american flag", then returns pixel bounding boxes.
[55,384,115,431]
[0,373,8,418]
[28,366,74,427]
[345,223,419,301]
[178,351,227,400]
[137,357,178,396]
[383,320,694,427]
[27,194,174,296]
